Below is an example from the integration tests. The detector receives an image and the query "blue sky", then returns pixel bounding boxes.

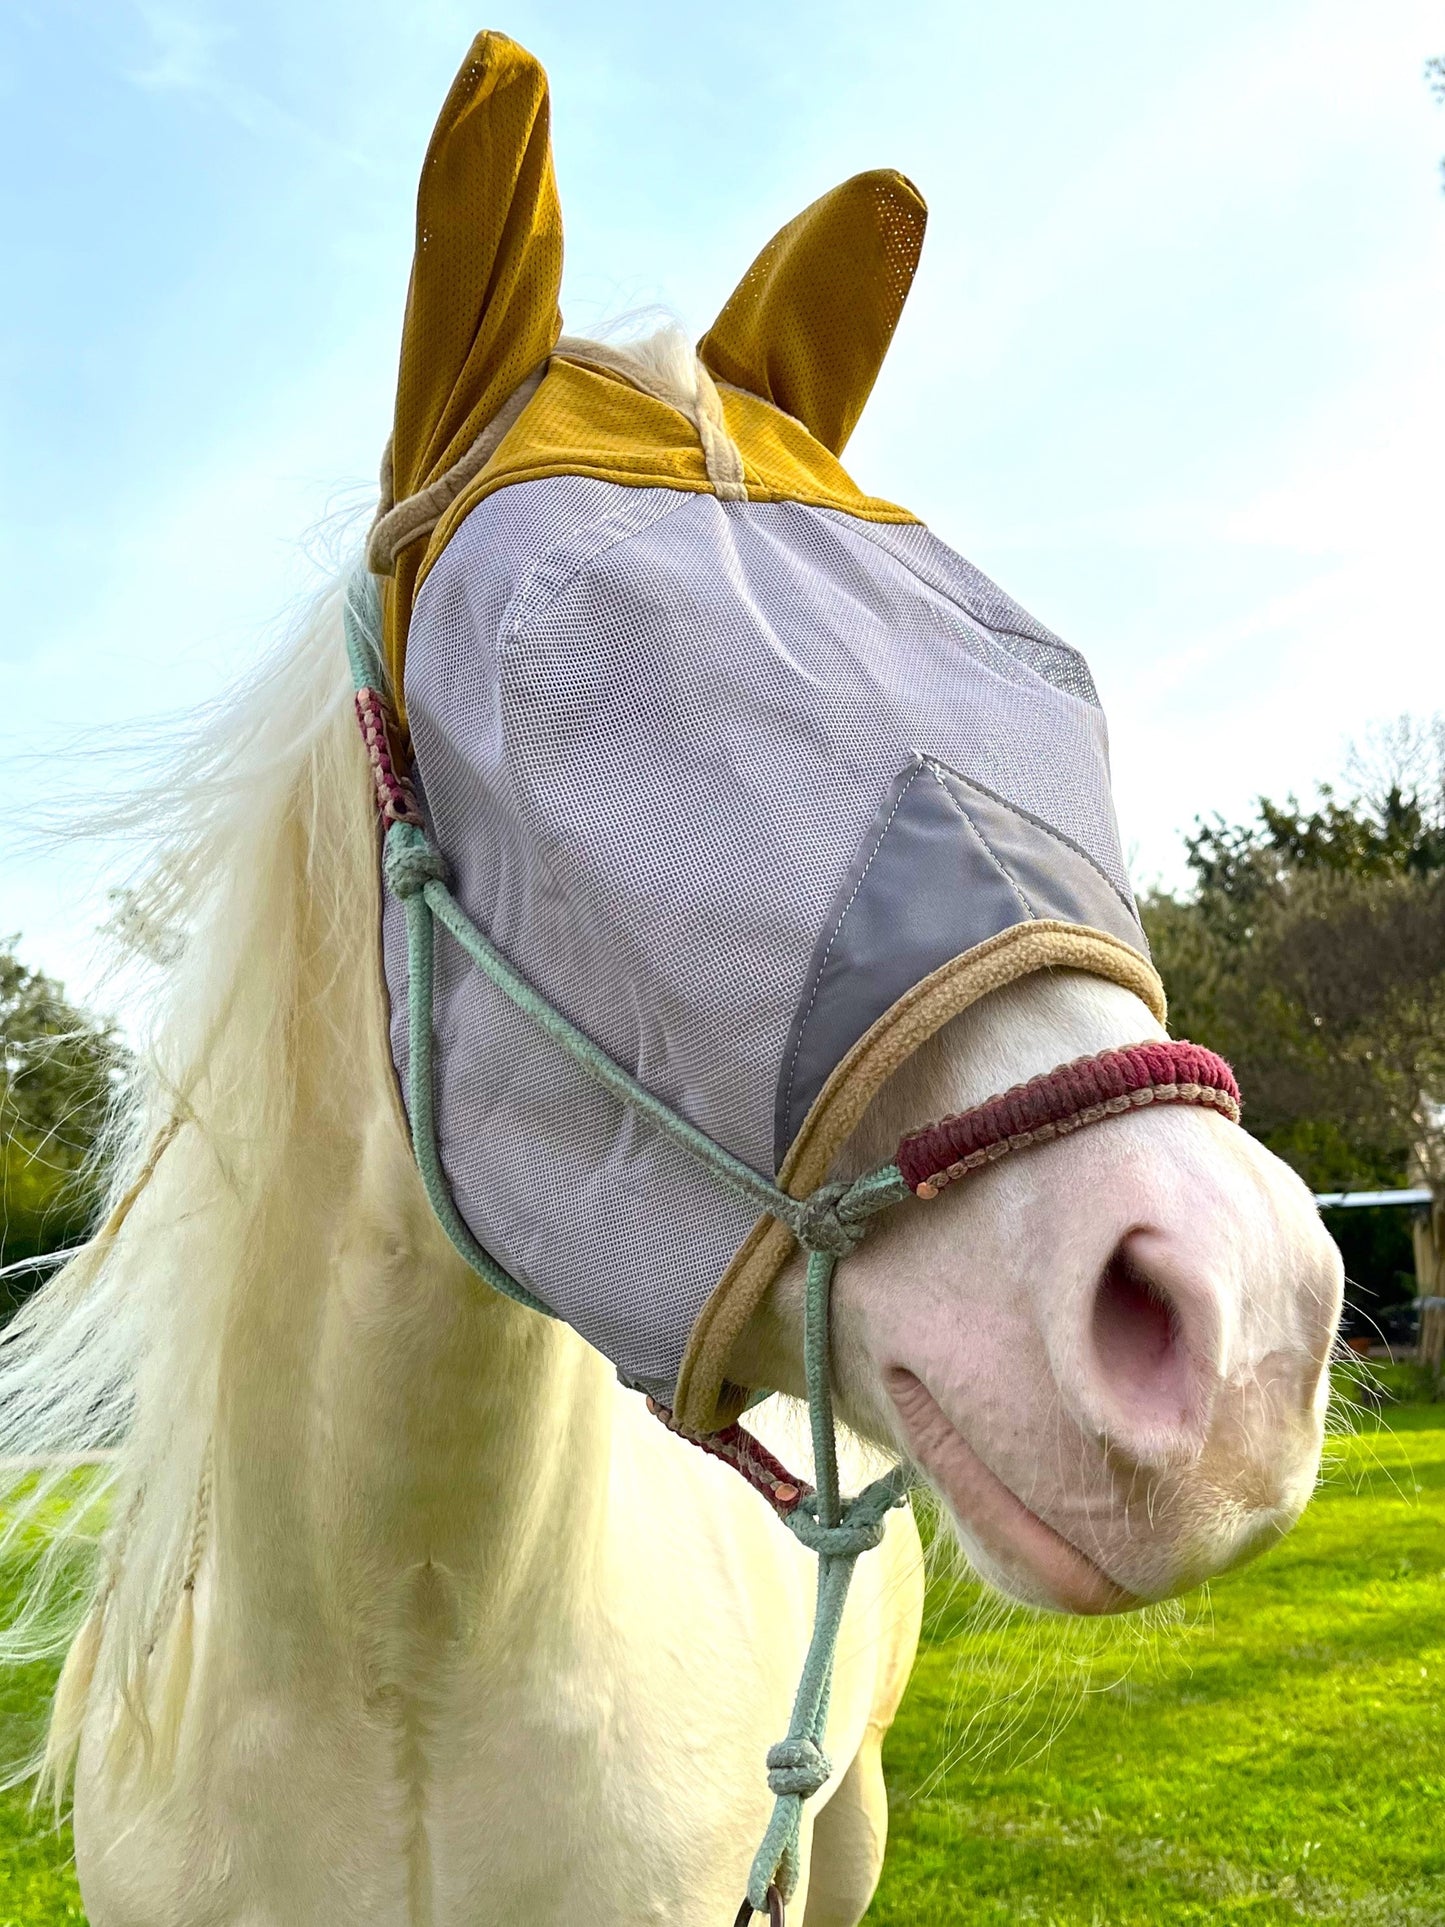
[3,0,1443,1012]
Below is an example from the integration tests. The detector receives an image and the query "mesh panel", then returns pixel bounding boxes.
[388,476,1134,1397]
[383,885,757,1398]
[831,514,1101,705]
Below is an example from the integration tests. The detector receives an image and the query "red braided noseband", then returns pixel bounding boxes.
[646,1398,810,1516]
[356,686,424,829]
[898,1040,1240,1200]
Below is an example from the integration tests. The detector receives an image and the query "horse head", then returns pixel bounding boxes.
[371,33,1342,1622]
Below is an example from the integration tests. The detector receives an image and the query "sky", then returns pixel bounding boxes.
[2,0,1443,1016]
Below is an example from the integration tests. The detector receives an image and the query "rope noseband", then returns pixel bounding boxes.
[343,573,1239,1922]
[899,1042,1239,1198]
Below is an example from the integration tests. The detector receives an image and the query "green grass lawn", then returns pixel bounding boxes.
[0,1645,85,1922]
[871,1399,1445,1924]
[1,1401,1441,1923]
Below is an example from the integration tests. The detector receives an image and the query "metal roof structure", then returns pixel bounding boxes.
[1315,1188,1432,1210]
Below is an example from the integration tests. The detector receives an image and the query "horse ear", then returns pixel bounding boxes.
[389,32,563,509]
[697,170,926,458]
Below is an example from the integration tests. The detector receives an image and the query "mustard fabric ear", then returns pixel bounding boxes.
[383,32,563,702]
[697,171,926,459]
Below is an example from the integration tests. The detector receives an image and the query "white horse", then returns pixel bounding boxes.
[0,501,1341,1924]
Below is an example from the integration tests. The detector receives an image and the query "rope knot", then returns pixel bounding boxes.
[384,823,449,902]
[784,1499,888,1560]
[766,1736,832,1800]
[792,1182,867,1257]
[782,1467,912,1561]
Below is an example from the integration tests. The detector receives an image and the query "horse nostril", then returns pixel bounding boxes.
[1090,1237,1195,1442]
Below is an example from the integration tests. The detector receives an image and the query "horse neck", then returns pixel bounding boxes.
[212,897,616,1639]
[109,703,617,1669]
[214,1097,617,1622]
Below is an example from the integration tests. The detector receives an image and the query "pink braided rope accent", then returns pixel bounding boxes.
[898,1040,1241,1200]
[355,687,424,829]
[647,1398,811,1517]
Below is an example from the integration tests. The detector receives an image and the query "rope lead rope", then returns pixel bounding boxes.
[344,571,912,1917]
[740,1242,911,1910]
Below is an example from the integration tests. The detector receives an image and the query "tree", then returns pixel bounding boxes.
[1143,719,1445,1337]
[0,941,123,1318]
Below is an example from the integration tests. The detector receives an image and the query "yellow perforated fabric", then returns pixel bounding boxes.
[378,38,925,717]
[383,33,563,704]
[698,171,927,457]
[417,360,918,600]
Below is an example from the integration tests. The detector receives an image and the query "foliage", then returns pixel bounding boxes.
[1143,719,1445,1207]
[0,943,122,1319]
[1320,1205,1420,1345]
[1339,1358,1440,1409]
[3,1400,1442,1921]
[1184,783,1445,945]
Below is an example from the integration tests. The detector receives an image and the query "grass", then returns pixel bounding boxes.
[870,1397,1445,1924]
[0,1646,85,1922]
[0,1399,1441,1922]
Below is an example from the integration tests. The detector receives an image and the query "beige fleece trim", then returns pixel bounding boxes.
[672,923,1167,1433]
[367,365,550,576]
[368,337,750,577]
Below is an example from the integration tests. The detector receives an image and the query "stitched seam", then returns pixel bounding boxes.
[415,497,696,1128]
[924,764,1037,923]
[814,508,1097,696]
[926,757,1138,919]
[781,763,925,1135]
[411,484,691,661]
[502,488,695,646]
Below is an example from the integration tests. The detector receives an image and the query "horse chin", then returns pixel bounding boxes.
[883,1367,1138,1617]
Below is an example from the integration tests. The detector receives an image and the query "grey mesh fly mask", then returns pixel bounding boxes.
[380,476,1147,1408]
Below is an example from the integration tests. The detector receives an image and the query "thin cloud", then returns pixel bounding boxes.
[126,2,224,95]
[124,0,375,172]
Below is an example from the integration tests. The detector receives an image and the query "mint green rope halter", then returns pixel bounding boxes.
[345,572,912,1916]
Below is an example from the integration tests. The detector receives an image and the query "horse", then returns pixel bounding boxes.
[0,506,1341,1924]
[0,35,1343,1927]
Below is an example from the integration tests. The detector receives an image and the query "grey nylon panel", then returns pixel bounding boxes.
[774,756,1146,1162]
[384,475,1142,1401]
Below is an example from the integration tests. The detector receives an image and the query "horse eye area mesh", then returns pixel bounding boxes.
[383,473,1146,1402]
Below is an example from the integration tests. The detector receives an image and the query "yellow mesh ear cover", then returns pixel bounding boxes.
[697,170,926,458]
[383,33,564,702]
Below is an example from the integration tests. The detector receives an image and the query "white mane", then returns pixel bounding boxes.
[0,565,375,1790]
[0,326,710,1796]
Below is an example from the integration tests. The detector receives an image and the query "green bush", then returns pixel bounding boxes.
[1,944,123,1320]
[1335,1356,1439,1407]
